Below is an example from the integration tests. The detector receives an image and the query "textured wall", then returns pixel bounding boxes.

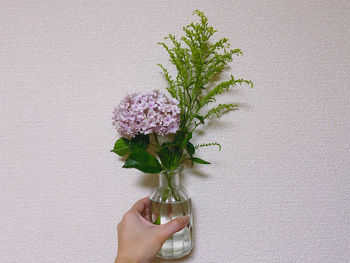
[1,1,349,262]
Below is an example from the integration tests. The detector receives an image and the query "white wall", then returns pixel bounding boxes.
[1,1,349,262]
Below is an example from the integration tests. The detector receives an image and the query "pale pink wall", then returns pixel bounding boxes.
[1,1,349,262]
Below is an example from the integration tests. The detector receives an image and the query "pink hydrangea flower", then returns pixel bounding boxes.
[112,90,180,138]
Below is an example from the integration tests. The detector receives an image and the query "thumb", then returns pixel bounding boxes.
[159,216,190,242]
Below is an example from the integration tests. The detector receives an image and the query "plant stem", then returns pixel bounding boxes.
[153,133,160,150]
[166,172,181,202]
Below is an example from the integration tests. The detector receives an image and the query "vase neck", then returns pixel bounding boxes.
[158,169,181,189]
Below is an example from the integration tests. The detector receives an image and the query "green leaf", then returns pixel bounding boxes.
[158,141,181,151]
[204,103,239,119]
[186,142,195,155]
[185,132,192,143]
[194,115,204,124]
[123,148,162,174]
[157,147,172,170]
[130,134,150,151]
[195,142,222,151]
[111,138,130,156]
[190,157,210,164]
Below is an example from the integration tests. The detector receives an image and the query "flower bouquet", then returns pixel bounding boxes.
[111,10,253,259]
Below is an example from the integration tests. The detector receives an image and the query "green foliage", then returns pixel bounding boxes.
[112,134,155,172]
[200,76,253,107]
[129,134,150,151]
[190,157,210,164]
[204,103,239,119]
[157,9,253,168]
[123,148,163,174]
[157,147,172,170]
[186,142,195,155]
[111,134,150,156]
[195,142,222,151]
[111,137,130,156]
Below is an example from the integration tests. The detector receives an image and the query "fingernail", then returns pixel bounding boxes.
[183,215,190,224]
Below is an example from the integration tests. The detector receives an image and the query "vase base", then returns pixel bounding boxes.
[156,244,193,259]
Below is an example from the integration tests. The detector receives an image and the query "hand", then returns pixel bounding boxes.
[115,196,189,263]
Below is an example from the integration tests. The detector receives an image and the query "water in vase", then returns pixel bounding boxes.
[149,198,193,259]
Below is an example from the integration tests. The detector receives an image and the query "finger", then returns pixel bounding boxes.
[142,210,150,221]
[159,216,189,241]
[131,196,150,214]
[142,207,150,218]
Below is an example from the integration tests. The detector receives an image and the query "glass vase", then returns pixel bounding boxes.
[149,167,193,259]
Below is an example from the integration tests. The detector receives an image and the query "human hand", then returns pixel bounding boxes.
[115,196,189,263]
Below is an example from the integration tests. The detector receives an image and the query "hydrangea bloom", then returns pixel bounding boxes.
[112,90,180,138]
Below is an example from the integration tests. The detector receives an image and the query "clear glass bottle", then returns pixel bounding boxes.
[149,167,193,259]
